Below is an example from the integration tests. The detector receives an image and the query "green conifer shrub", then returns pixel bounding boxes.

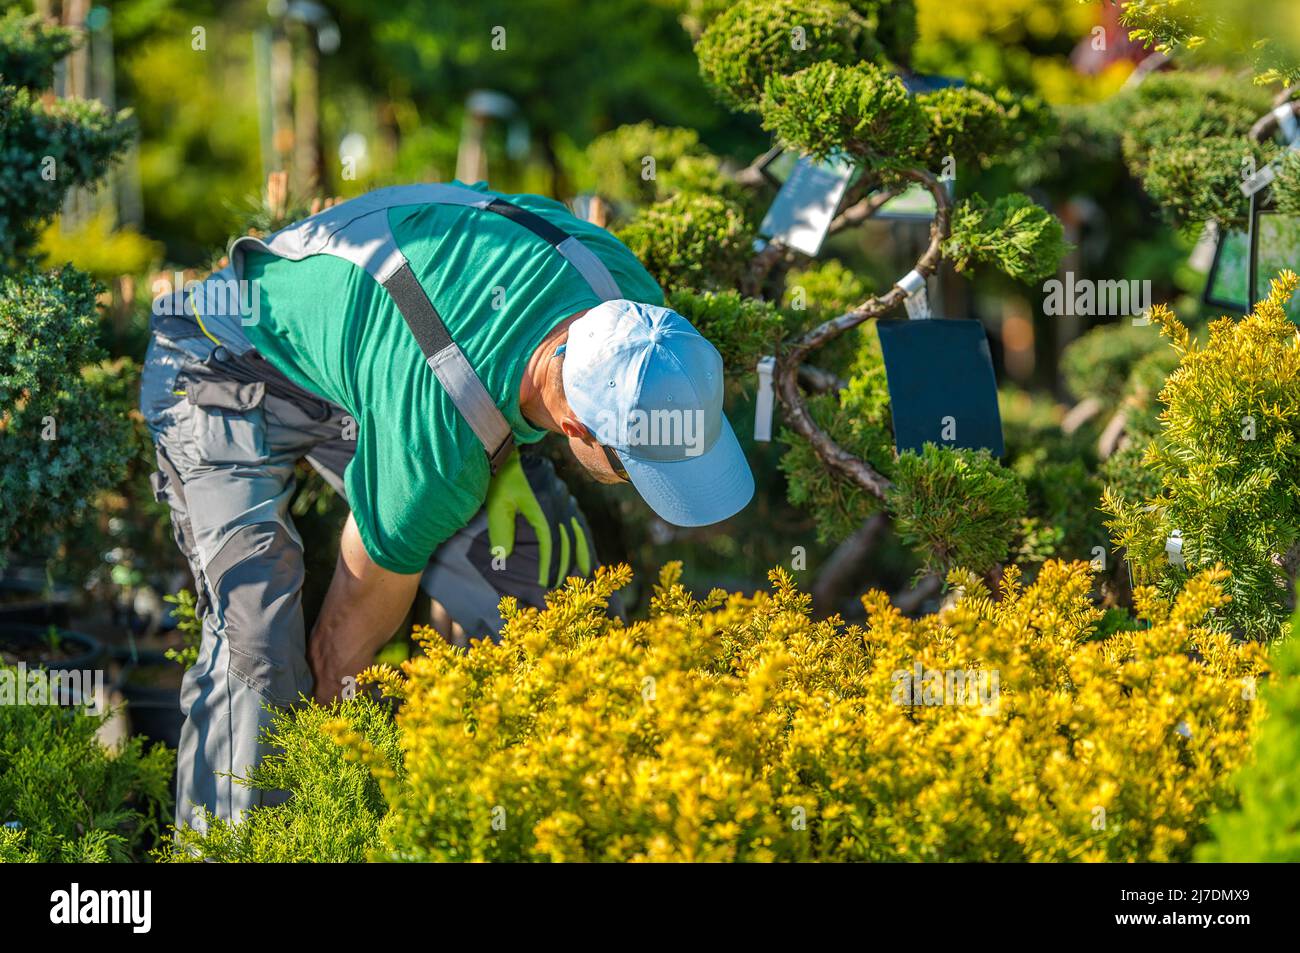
[664,289,786,368]
[694,0,885,112]
[0,12,138,564]
[910,83,1052,172]
[1198,587,1300,861]
[168,699,401,863]
[1104,275,1300,639]
[0,683,173,862]
[760,61,930,166]
[1105,41,1275,232]
[585,122,732,207]
[941,193,1069,284]
[616,192,754,292]
[886,445,1026,575]
[0,13,132,265]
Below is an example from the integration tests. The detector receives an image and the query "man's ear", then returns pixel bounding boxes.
[559,416,591,442]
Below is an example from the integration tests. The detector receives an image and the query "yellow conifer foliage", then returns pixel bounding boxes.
[357,561,1264,862]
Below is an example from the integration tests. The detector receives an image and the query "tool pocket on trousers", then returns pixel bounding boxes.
[183,377,269,466]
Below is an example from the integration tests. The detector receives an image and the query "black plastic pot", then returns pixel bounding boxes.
[0,577,72,628]
[112,647,185,749]
[0,622,104,672]
[0,623,106,708]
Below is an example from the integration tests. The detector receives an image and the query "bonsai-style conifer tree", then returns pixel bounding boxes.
[592,0,1067,578]
[0,10,136,564]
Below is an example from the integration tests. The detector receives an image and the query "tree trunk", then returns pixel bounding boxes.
[812,513,887,615]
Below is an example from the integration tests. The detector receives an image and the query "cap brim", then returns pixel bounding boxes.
[618,418,755,527]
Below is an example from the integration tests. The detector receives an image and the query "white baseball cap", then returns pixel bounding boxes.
[561,299,755,526]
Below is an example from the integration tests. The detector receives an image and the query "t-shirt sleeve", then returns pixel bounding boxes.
[345,428,489,574]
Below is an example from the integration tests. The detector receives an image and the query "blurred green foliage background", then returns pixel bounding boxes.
[10,0,1238,619]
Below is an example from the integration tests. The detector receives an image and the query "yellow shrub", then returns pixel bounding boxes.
[39,211,163,281]
[357,561,1265,862]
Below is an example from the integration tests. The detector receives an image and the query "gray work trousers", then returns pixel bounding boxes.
[140,312,598,831]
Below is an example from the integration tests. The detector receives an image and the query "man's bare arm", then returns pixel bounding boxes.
[308,512,422,703]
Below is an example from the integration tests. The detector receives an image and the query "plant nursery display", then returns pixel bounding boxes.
[1,0,1300,916]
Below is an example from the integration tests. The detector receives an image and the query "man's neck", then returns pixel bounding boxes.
[519,310,584,431]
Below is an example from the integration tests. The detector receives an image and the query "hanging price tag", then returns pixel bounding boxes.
[876,318,1004,456]
[1188,221,1219,273]
[896,269,932,320]
[1275,103,1300,145]
[1165,530,1186,568]
[1240,163,1276,197]
[754,355,776,442]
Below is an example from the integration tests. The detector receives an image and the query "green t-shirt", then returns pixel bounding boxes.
[240,182,662,573]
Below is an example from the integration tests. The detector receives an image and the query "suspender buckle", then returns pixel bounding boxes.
[488,435,517,474]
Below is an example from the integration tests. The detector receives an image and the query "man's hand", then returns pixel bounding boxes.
[486,450,592,587]
[308,513,422,703]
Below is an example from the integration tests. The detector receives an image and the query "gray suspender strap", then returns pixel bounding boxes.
[382,263,516,472]
[226,183,622,473]
[481,197,622,300]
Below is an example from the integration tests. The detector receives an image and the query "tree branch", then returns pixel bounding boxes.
[1250,99,1299,144]
[890,573,943,615]
[812,512,887,614]
[797,363,846,394]
[1097,405,1129,460]
[829,185,899,234]
[736,144,783,189]
[1061,396,1103,435]
[772,167,952,500]
[744,240,787,297]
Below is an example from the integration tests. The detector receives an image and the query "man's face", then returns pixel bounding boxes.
[565,429,627,485]
[543,355,627,485]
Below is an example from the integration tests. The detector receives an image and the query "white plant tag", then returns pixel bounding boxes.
[896,269,932,320]
[1188,221,1219,272]
[754,355,776,442]
[758,155,855,257]
[1275,103,1300,144]
[1165,530,1186,568]
[1241,162,1277,197]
